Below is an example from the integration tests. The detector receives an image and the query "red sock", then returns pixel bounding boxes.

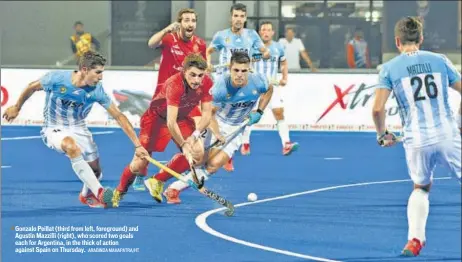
[116,166,137,193]
[154,153,190,182]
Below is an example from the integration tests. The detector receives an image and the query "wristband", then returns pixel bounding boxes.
[256,109,264,115]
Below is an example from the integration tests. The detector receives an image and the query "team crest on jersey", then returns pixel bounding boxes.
[196,88,202,95]
[225,37,230,44]
[193,44,199,53]
[60,86,67,93]
[226,93,231,100]
[252,90,258,95]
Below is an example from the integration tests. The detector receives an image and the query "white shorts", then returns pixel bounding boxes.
[40,127,99,162]
[268,86,284,109]
[202,119,244,158]
[405,135,461,185]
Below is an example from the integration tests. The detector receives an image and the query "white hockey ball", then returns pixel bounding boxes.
[247,193,257,202]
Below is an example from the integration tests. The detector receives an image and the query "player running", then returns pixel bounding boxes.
[163,51,273,204]
[2,51,149,208]
[129,8,208,191]
[112,54,213,207]
[372,17,461,257]
[206,2,269,171]
[241,21,298,156]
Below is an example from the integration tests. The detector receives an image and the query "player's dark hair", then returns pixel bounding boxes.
[259,21,273,30]
[394,16,423,45]
[230,3,246,14]
[79,51,106,70]
[74,21,83,27]
[230,51,250,65]
[183,53,207,71]
[176,8,197,23]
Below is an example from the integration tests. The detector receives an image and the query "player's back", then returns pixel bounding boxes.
[251,41,284,80]
[40,70,110,129]
[213,72,268,125]
[382,50,460,148]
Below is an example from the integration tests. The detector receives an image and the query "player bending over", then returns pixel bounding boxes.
[112,54,213,207]
[372,17,461,257]
[131,8,207,191]
[163,51,273,204]
[241,21,298,156]
[2,51,149,208]
[206,2,270,172]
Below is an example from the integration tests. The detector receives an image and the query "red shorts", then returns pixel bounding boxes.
[188,105,202,118]
[139,110,195,152]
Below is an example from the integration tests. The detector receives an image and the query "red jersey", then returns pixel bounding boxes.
[150,72,213,120]
[155,32,207,96]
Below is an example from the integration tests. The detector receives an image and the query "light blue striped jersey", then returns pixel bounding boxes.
[251,41,286,80]
[210,28,264,74]
[212,72,269,125]
[377,50,461,148]
[40,70,112,128]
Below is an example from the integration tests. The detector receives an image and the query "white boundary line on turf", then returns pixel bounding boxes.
[1,131,114,141]
[195,176,453,262]
[1,166,12,169]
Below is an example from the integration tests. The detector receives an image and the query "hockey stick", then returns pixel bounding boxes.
[145,156,235,216]
[205,119,250,150]
[185,153,205,189]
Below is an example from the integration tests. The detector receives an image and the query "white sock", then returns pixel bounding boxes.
[277,120,290,146]
[407,188,429,243]
[71,155,103,197]
[169,168,210,191]
[241,125,252,144]
[81,172,103,197]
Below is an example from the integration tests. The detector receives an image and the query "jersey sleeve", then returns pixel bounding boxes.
[376,65,393,90]
[199,40,207,59]
[441,55,461,86]
[166,78,183,107]
[201,76,213,103]
[95,84,112,109]
[211,76,228,103]
[251,30,265,51]
[39,71,56,92]
[159,33,173,49]
[254,73,269,94]
[209,31,224,51]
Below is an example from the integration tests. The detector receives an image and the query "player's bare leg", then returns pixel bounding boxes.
[164,148,229,204]
[79,159,106,208]
[272,107,298,155]
[62,136,113,208]
[402,183,432,257]
[113,153,150,207]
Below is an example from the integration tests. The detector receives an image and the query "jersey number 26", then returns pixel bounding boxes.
[411,74,438,101]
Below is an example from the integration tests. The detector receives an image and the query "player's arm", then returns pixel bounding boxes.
[148,22,179,48]
[166,105,188,147]
[372,88,391,134]
[256,84,273,112]
[208,105,222,138]
[372,65,394,140]
[195,101,212,133]
[106,103,142,148]
[2,80,42,122]
[206,32,223,70]
[280,59,288,86]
